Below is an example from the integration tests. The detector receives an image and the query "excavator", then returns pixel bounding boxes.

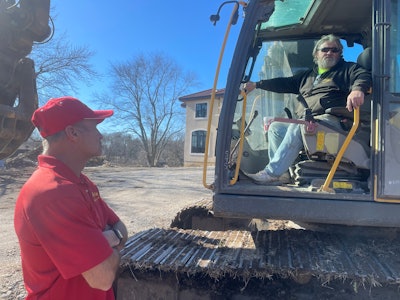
[3,0,400,299]
[0,0,50,159]
[118,0,400,298]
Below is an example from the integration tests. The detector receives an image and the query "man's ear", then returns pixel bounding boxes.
[64,125,79,140]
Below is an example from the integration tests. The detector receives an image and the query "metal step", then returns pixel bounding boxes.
[120,228,400,287]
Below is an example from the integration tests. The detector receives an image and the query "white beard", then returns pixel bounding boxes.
[318,56,339,69]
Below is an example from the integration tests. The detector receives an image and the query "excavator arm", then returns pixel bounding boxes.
[0,0,51,159]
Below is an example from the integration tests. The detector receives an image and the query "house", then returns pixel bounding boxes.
[179,88,225,167]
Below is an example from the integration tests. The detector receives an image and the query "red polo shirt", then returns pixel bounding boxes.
[14,155,120,300]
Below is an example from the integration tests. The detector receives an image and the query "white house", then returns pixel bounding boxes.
[179,88,225,167]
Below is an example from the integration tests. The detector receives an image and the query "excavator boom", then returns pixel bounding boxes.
[0,0,51,159]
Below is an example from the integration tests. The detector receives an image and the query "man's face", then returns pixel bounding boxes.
[315,41,341,69]
[73,119,104,158]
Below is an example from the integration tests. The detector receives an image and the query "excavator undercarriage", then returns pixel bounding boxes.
[117,225,400,299]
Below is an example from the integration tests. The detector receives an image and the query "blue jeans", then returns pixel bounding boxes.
[265,114,341,177]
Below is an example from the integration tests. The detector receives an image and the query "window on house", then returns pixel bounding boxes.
[191,130,206,153]
[195,103,207,118]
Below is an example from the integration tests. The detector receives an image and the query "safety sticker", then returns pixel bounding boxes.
[333,181,353,189]
[316,131,325,151]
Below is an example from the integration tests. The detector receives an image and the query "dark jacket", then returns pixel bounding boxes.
[256,59,372,117]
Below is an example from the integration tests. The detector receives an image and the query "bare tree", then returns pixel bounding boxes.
[30,32,98,103]
[100,52,198,167]
[159,133,185,167]
[102,132,142,165]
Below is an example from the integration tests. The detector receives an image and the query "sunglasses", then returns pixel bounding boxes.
[318,47,341,53]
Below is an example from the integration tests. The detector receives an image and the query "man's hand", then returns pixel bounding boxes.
[346,90,365,112]
[243,81,257,93]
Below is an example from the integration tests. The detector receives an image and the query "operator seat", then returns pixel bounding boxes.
[357,46,373,119]
[357,46,372,71]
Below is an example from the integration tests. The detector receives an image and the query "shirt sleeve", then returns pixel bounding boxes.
[349,63,372,94]
[256,70,309,94]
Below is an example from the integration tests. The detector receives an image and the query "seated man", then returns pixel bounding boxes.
[244,34,372,185]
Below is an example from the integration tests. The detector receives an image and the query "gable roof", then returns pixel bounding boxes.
[179,88,225,102]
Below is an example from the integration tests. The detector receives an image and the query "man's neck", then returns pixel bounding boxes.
[44,148,86,178]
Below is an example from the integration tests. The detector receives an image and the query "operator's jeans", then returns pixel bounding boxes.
[265,114,341,177]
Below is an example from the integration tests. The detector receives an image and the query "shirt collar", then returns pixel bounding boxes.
[38,155,82,183]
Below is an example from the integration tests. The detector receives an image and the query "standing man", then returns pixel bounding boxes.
[14,96,128,299]
[244,34,372,184]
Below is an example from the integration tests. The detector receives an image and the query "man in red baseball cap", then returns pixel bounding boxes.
[31,96,114,138]
[14,96,127,300]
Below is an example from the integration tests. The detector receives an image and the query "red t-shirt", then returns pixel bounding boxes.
[14,155,120,300]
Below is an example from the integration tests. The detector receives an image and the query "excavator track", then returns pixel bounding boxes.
[117,228,400,299]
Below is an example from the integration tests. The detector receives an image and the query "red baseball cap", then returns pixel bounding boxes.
[32,96,114,137]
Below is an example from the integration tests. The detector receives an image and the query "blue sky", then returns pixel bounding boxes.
[50,0,243,101]
[48,0,362,117]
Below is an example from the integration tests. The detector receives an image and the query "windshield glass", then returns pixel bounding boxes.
[261,0,314,29]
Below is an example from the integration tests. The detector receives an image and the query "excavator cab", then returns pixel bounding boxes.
[210,0,400,228]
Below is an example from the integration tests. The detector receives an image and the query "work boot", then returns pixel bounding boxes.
[245,170,290,185]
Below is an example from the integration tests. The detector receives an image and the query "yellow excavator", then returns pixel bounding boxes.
[118,0,400,298]
[0,0,50,159]
[4,0,400,298]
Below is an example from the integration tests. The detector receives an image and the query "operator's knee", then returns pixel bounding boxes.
[268,121,289,139]
[286,123,303,151]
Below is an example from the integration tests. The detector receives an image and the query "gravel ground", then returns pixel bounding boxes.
[3,166,399,300]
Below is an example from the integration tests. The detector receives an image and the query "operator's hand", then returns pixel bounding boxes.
[346,90,365,112]
[243,81,257,93]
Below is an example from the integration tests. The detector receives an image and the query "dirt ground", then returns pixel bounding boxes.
[1,166,400,299]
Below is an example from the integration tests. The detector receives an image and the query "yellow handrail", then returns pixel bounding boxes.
[203,2,241,190]
[319,108,360,192]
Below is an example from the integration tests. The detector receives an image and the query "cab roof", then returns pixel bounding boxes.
[258,0,372,47]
